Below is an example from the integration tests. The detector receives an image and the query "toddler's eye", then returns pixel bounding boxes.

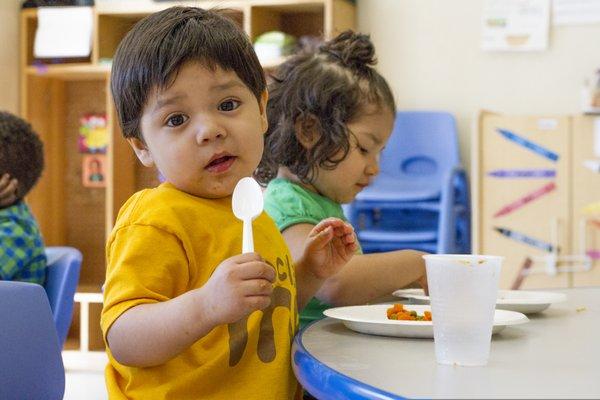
[358,146,369,155]
[166,114,188,127]
[219,99,241,112]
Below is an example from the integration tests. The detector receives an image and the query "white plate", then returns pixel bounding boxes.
[392,289,567,314]
[323,304,528,338]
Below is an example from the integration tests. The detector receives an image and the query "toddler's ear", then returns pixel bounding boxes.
[127,138,155,167]
[294,114,321,149]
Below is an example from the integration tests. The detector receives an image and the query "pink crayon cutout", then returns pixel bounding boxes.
[494,182,556,218]
[587,250,600,260]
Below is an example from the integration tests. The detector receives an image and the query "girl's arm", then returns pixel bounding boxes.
[292,219,357,309]
[294,258,329,309]
[283,223,427,306]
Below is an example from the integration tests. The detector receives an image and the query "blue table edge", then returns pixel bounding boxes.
[292,319,406,400]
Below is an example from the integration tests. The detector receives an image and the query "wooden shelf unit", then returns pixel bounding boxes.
[25,64,111,80]
[20,0,355,347]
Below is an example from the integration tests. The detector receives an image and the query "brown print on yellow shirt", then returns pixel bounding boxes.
[228,254,295,366]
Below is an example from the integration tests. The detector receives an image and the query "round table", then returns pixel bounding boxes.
[292,287,600,399]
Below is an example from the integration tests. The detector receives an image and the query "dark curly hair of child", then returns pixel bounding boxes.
[255,30,396,184]
[0,111,44,202]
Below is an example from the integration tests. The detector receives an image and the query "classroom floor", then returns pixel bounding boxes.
[65,370,107,400]
[63,351,107,400]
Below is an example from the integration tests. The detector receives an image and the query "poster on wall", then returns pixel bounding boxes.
[481,0,550,51]
[553,0,600,25]
[78,114,108,154]
[82,154,106,188]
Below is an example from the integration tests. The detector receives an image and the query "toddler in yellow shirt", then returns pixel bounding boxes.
[101,7,357,400]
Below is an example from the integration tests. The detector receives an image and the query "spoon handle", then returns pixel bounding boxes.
[242,217,254,253]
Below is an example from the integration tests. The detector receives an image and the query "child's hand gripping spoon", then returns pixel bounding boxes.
[232,177,263,253]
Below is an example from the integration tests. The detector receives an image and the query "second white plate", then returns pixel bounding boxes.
[392,289,567,314]
[323,304,528,338]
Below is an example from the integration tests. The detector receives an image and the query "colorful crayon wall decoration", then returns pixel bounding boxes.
[493,182,556,218]
[494,226,556,252]
[496,128,559,162]
[487,169,556,178]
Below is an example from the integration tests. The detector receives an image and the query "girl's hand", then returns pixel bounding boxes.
[418,272,429,296]
[0,174,18,207]
[201,253,276,325]
[301,218,357,280]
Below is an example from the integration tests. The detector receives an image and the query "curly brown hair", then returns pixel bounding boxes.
[0,111,44,202]
[255,30,396,185]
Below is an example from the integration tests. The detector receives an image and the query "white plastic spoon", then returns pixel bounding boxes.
[232,177,264,253]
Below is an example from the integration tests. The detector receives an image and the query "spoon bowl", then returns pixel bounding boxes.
[232,177,264,253]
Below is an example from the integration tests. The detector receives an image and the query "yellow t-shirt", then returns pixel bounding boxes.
[101,183,299,400]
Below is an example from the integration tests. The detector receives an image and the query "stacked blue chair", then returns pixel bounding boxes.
[346,111,470,254]
[44,246,82,347]
[0,281,65,400]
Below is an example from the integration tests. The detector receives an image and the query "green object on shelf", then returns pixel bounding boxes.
[254,31,296,47]
[253,31,297,60]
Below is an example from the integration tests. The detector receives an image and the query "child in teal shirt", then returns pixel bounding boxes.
[0,111,47,284]
[258,31,428,327]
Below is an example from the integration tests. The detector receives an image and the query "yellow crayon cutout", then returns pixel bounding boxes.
[583,201,600,215]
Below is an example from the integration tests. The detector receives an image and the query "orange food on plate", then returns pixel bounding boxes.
[386,303,432,321]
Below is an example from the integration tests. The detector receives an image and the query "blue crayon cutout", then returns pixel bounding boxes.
[497,128,559,162]
[494,227,557,253]
[487,169,556,178]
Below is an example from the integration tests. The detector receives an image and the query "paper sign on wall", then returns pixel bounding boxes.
[481,0,550,52]
[554,0,600,26]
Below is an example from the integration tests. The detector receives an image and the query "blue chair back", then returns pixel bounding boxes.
[363,111,460,201]
[348,110,470,254]
[0,281,65,400]
[45,246,82,346]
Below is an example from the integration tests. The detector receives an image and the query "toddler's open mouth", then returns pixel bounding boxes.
[205,155,236,173]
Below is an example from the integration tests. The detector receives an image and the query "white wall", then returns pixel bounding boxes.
[0,0,20,113]
[357,0,600,171]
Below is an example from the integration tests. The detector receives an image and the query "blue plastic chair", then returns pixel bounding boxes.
[0,281,65,400]
[348,111,470,254]
[45,246,82,347]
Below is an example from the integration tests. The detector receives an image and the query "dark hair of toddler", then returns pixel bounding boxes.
[0,111,44,202]
[255,30,396,185]
[110,6,266,142]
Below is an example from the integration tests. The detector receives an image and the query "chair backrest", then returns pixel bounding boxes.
[44,246,82,346]
[0,281,65,400]
[378,111,460,188]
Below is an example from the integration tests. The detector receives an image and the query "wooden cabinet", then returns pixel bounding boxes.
[473,111,600,289]
[20,2,355,292]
